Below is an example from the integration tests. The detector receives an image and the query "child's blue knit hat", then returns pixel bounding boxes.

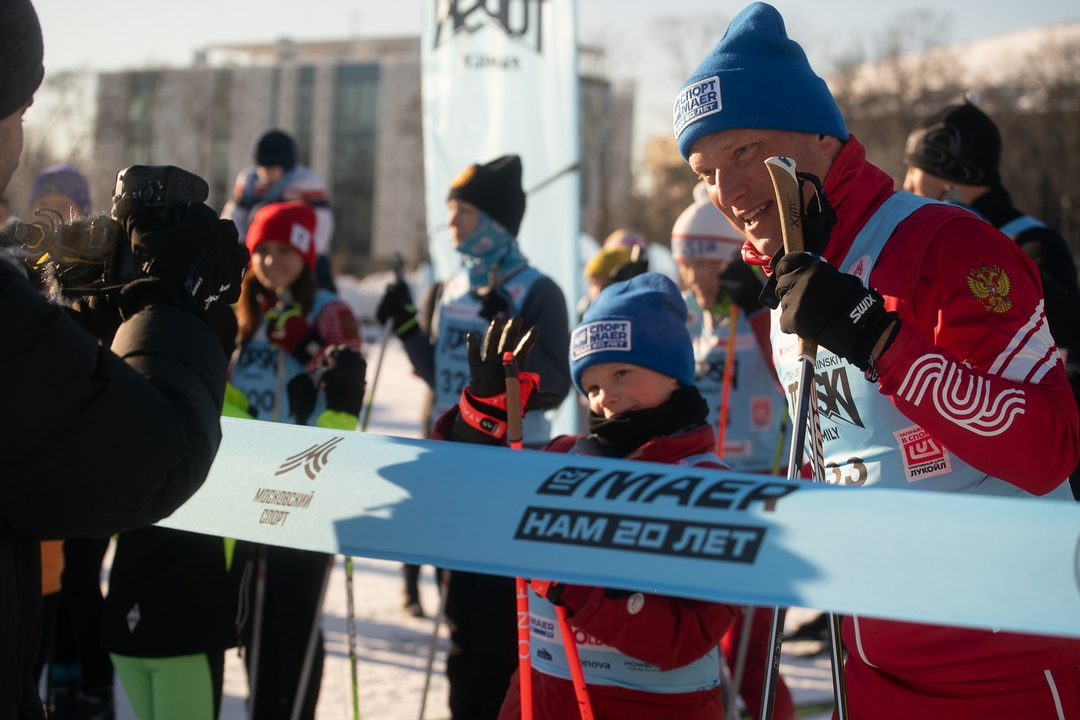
[571,272,695,395]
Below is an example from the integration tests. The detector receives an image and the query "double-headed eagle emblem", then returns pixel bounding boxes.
[967,263,1013,313]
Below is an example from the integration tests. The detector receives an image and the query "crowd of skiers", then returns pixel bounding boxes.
[4,0,1080,718]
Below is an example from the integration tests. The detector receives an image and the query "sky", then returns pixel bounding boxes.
[30,0,1080,148]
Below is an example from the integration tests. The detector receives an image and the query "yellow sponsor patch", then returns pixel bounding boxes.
[966,263,1013,313]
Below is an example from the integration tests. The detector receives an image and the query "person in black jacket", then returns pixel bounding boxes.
[0,2,247,717]
[904,98,1080,498]
[377,156,571,719]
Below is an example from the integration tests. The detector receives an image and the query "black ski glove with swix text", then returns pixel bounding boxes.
[773,252,899,377]
[718,252,764,315]
[452,316,562,445]
[319,345,367,416]
[376,279,419,339]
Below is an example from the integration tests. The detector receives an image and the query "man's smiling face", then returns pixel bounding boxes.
[688,128,842,262]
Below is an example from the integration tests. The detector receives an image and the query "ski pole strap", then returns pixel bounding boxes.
[458,372,541,441]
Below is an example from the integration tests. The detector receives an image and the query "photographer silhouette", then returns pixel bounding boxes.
[0,2,248,717]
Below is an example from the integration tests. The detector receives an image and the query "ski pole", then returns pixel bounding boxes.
[418,568,451,720]
[760,156,848,720]
[726,606,756,720]
[271,289,294,423]
[504,352,594,720]
[345,556,361,720]
[290,554,335,720]
[555,604,595,720]
[361,255,405,432]
[502,352,533,720]
[771,410,787,476]
[247,546,268,720]
[716,302,739,457]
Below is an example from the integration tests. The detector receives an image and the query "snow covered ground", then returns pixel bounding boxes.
[106,325,834,720]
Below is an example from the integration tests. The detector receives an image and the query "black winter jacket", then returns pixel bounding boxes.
[0,260,227,719]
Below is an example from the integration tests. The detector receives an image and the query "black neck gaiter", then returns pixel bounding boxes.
[587,385,710,458]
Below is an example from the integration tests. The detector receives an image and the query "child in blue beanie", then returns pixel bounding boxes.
[432,272,741,720]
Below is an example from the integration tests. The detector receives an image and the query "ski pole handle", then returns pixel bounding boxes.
[764,156,817,360]
[503,351,523,450]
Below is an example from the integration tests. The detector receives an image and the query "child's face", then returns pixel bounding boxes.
[580,362,680,419]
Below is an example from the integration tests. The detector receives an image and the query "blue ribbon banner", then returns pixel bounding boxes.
[158,418,1080,639]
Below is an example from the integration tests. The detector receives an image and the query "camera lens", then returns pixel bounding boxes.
[134,181,156,203]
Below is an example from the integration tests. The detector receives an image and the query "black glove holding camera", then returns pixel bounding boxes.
[773,252,899,378]
[114,198,248,317]
[376,279,419,339]
[65,295,124,346]
[319,345,367,417]
[718,251,764,315]
[452,316,562,444]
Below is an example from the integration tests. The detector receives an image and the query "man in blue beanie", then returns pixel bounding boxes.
[430,274,739,720]
[676,3,1080,717]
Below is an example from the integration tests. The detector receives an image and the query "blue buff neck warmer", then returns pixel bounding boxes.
[456,211,527,290]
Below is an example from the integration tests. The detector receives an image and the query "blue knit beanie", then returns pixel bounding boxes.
[674,2,848,161]
[30,164,90,215]
[571,272,695,395]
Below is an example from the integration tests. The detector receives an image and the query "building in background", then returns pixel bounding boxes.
[92,38,634,277]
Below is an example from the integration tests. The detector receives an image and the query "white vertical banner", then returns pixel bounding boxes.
[421,0,582,435]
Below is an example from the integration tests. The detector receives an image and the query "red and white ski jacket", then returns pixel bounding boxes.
[499,424,739,720]
[782,138,1080,682]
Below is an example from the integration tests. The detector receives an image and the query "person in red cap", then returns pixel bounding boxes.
[230,201,365,720]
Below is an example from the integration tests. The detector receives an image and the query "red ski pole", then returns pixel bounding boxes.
[716,303,739,458]
[503,351,594,720]
[502,352,532,720]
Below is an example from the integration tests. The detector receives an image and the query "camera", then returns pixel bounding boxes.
[16,165,209,296]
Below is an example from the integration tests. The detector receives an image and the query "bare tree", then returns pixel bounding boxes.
[6,68,97,217]
[652,14,730,85]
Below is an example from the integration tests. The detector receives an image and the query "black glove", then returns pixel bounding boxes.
[287,373,318,426]
[452,316,562,444]
[376,280,419,339]
[114,198,248,314]
[718,252,764,315]
[774,252,899,375]
[66,295,123,346]
[319,345,367,416]
[475,285,511,321]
